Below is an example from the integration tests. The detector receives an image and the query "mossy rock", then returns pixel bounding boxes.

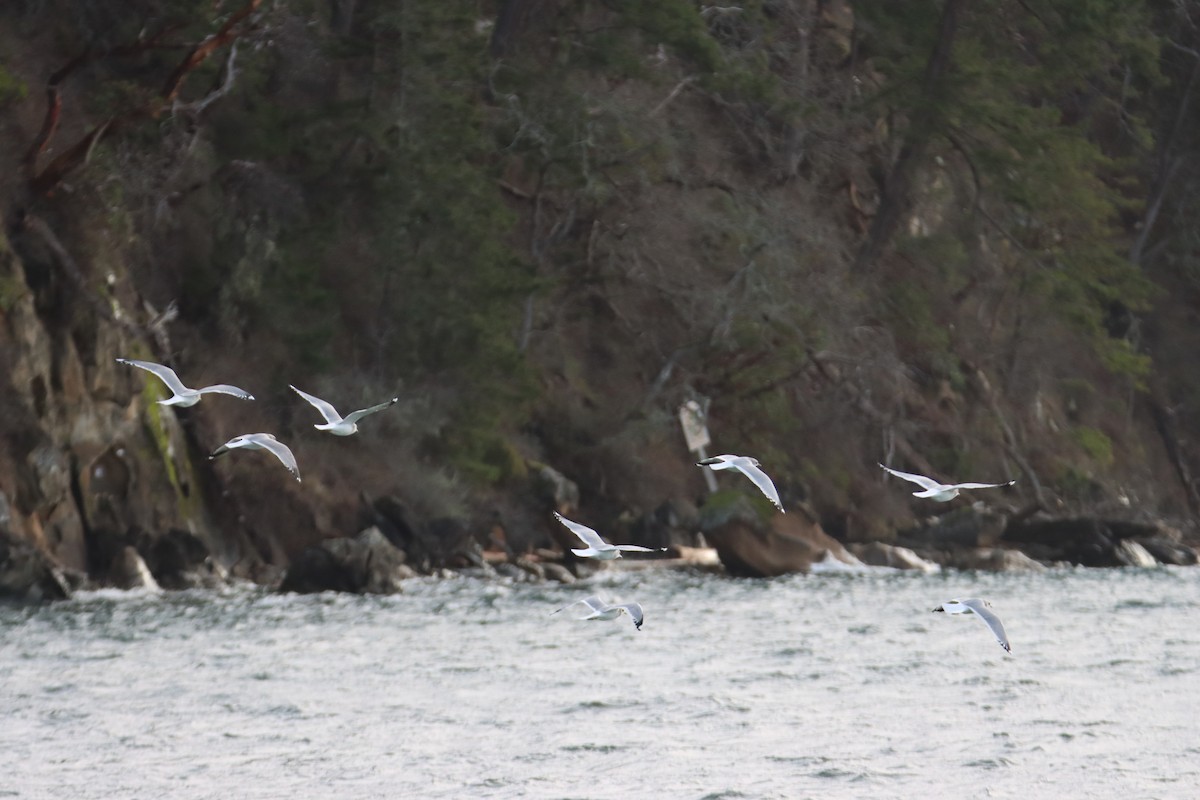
[698,489,775,530]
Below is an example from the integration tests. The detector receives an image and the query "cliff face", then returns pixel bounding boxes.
[0,225,267,587]
[2,1,1199,594]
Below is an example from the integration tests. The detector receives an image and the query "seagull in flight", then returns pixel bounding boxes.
[697,454,784,512]
[552,512,666,560]
[551,595,645,630]
[933,598,1011,653]
[116,358,254,407]
[209,433,301,482]
[289,385,398,436]
[878,463,1014,502]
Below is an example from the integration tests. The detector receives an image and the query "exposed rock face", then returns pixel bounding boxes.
[850,542,940,572]
[278,527,415,594]
[0,230,264,593]
[0,527,72,600]
[700,493,860,577]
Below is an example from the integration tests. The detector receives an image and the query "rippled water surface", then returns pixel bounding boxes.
[2,566,1198,799]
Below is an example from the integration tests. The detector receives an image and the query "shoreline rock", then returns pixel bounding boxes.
[699,492,862,578]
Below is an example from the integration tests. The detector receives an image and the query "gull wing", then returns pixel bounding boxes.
[697,455,737,470]
[613,603,644,630]
[208,437,240,458]
[342,397,399,425]
[553,512,608,550]
[550,595,609,617]
[615,544,664,553]
[950,480,1016,491]
[290,385,343,424]
[878,463,942,491]
[733,458,785,512]
[196,384,255,400]
[248,434,302,482]
[116,358,188,395]
[961,598,1011,653]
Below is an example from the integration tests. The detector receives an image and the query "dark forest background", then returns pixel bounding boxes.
[4,0,1200,580]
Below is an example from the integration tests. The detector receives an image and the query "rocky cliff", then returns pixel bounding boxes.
[3,1,1200,597]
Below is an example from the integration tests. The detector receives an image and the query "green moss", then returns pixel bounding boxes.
[885,279,951,355]
[1071,425,1114,466]
[700,486,777,521]
[141,379,181,492]
[0,63,27,107]
[130,343,200,519]
[0,274,25,312]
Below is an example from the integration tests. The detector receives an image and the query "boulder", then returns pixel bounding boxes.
[541,563,576,584]
[279,527,415,594]
[0,528,72,601]
[365,495,479,571]
[494,562,537,582]
[897,506,1008,550]
[1135,537,1198,566]
[146,528,227,589]
[850,542,940,572]
[700,493,860,577]
[111,546,161,591]
[1114,539,1157,568]
[514,557,546,581]
[942,547,1046,573]
[627,499,702,550]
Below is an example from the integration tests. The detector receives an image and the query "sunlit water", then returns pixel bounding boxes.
[2,565,1197,799]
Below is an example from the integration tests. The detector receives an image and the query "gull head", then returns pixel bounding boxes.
[932,605,944,613]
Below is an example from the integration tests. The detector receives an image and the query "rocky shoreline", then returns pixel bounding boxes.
[3,483,1197,602]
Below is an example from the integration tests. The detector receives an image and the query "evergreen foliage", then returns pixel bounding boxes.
[856,0,1160,381]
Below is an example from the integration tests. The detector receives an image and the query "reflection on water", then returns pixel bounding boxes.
[2,566,1197,799]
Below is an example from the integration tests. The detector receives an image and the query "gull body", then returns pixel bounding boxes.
[209,433,301,482]
[933,598,1011,653]
[551,595,645,630]
[552,512,665,560]
[697,454,784,512]
[289,385,399,436]
[116,358,254,407]
[879,463,1014,502]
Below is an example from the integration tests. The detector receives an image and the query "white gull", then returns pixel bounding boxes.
[209,433,301,482]
[551,595,645,630]
[289,385,398,436]
[552,512,665,560]
[879,463,1013,502]
[933,598,1011,653]
[697,454,784,512]
[116,358,254,407]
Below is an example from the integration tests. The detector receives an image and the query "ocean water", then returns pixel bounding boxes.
[1,565,1197,799]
